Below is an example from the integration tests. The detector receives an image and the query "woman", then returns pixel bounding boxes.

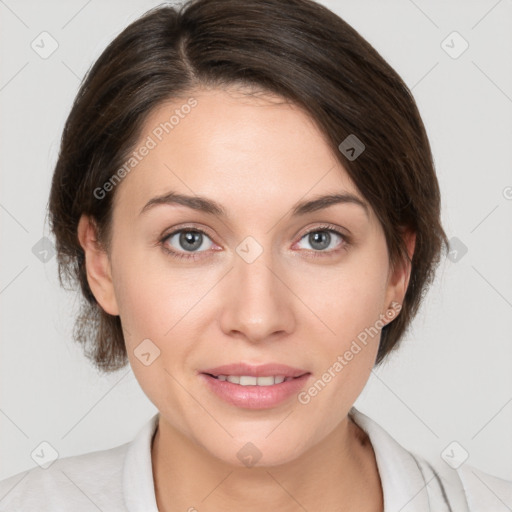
[1,0,510,510]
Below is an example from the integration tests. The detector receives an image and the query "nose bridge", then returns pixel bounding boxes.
[219,236,295,341]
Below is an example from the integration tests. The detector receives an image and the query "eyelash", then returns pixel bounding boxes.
[159,223,350,261]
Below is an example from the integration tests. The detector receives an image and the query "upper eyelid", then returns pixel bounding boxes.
[161,225,216,243]
[162,223,345,237]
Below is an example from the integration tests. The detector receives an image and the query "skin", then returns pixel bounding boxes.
[78,86,415,512]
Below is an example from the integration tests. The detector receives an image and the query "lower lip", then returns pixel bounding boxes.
[199,373,311,409]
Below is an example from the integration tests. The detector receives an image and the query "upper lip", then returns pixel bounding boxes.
[200,363,309,378]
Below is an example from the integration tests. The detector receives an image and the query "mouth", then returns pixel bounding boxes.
[199,370,312,409]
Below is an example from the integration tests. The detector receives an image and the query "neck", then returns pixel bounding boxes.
[151,414,383,512]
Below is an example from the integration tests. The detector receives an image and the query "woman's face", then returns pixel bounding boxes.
[80,86,411,467]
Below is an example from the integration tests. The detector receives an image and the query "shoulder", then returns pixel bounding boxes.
[0,441,129,511]
[413,453,512,512]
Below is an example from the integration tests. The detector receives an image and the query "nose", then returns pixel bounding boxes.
[219,247,296,343]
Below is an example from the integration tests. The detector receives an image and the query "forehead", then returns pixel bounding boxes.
[112,87,365,220]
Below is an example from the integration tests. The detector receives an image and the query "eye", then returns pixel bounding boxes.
[159,223,349,261]
[295,224,348,256]
[160,228,215,260]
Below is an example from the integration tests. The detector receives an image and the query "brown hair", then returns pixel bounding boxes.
[48,0,449,373]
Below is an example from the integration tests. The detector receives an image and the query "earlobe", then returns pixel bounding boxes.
[77,215,119,316]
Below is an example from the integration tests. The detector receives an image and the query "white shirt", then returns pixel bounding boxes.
[1,407,511,511]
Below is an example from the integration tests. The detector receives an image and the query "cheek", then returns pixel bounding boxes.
[297,253,389,340]
[109,241,176,345]
[110,258,192,409]
[109,226,190,320]
[292,242,389,393]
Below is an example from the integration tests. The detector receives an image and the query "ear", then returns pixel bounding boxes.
[383,228,416,314]
[77,214,119,316]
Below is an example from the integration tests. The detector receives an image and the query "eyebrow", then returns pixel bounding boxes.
[139,190,369,218]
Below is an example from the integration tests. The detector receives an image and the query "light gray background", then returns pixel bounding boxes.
[1,0,511,484]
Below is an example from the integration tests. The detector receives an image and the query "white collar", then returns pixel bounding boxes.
[123,412,160,512]
[349,407,431,511]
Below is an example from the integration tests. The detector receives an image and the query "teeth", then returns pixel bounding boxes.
[216,375,291,386]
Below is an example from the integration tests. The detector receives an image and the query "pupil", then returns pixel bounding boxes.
[310,231,330,250]
[180,231,202,251]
